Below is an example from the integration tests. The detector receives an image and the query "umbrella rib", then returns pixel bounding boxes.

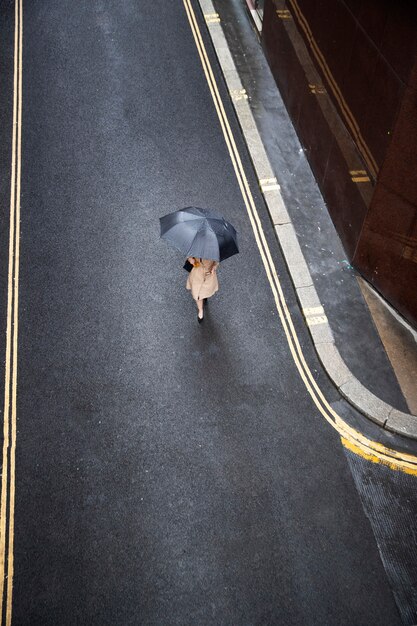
[185,220,208,258]
[160,207,238,262]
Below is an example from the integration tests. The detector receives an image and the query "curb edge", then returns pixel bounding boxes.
[197,0,417,440]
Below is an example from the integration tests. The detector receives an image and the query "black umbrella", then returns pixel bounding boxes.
[159,207,239,262]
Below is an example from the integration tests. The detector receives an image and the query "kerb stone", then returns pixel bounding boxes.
[339,377,392,426]
[385,410,417,440]
[315,342,353,388]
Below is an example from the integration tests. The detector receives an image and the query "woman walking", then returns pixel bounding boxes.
[159,207,238,322]
[186,257,219,323]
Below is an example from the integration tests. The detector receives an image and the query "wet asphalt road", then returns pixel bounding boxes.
[0,1,414,623]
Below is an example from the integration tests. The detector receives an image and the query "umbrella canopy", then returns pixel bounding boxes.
[159,207,239,262]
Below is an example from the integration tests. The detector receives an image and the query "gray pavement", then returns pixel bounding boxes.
[209,0,417,440]
[0,0,415,623]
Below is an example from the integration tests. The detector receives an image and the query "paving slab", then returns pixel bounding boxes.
[315,342,353,388]
[339,378,392,426]
[386,410,417,441]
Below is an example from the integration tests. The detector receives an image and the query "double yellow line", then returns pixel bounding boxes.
[1,0,23,623]
[183,0,417,475]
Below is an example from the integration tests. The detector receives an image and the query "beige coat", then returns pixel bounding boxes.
[186,258,219,301]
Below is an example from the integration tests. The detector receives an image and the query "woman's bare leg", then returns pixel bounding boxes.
[197,298,204,319]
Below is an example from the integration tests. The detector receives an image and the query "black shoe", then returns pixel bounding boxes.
[198,313,204,323]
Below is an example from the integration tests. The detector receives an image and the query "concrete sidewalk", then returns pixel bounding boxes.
[199,0,417,439]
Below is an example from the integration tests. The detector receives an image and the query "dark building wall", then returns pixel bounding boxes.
[354,57,417,324]
[261,0,417,327]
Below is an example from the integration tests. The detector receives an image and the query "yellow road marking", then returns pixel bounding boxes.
[303,306,324,316]
[308,84,326,95]
[204,13,220,24]
[349,170,370,183]
[276,10,292,19]
[0,0,23,622]
[229,88,248,102]
[183,0,417,475]
[261,184,281,192]
[259,177,280,192]
[306,315,328,326]
[0,0,410,618]
[341,438,417,475]
[7,2,23,622]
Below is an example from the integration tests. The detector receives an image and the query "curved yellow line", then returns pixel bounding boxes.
[341,438,417,476]
[183,0,417,475]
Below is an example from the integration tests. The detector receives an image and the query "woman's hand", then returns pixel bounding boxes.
[187,257,196,265]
